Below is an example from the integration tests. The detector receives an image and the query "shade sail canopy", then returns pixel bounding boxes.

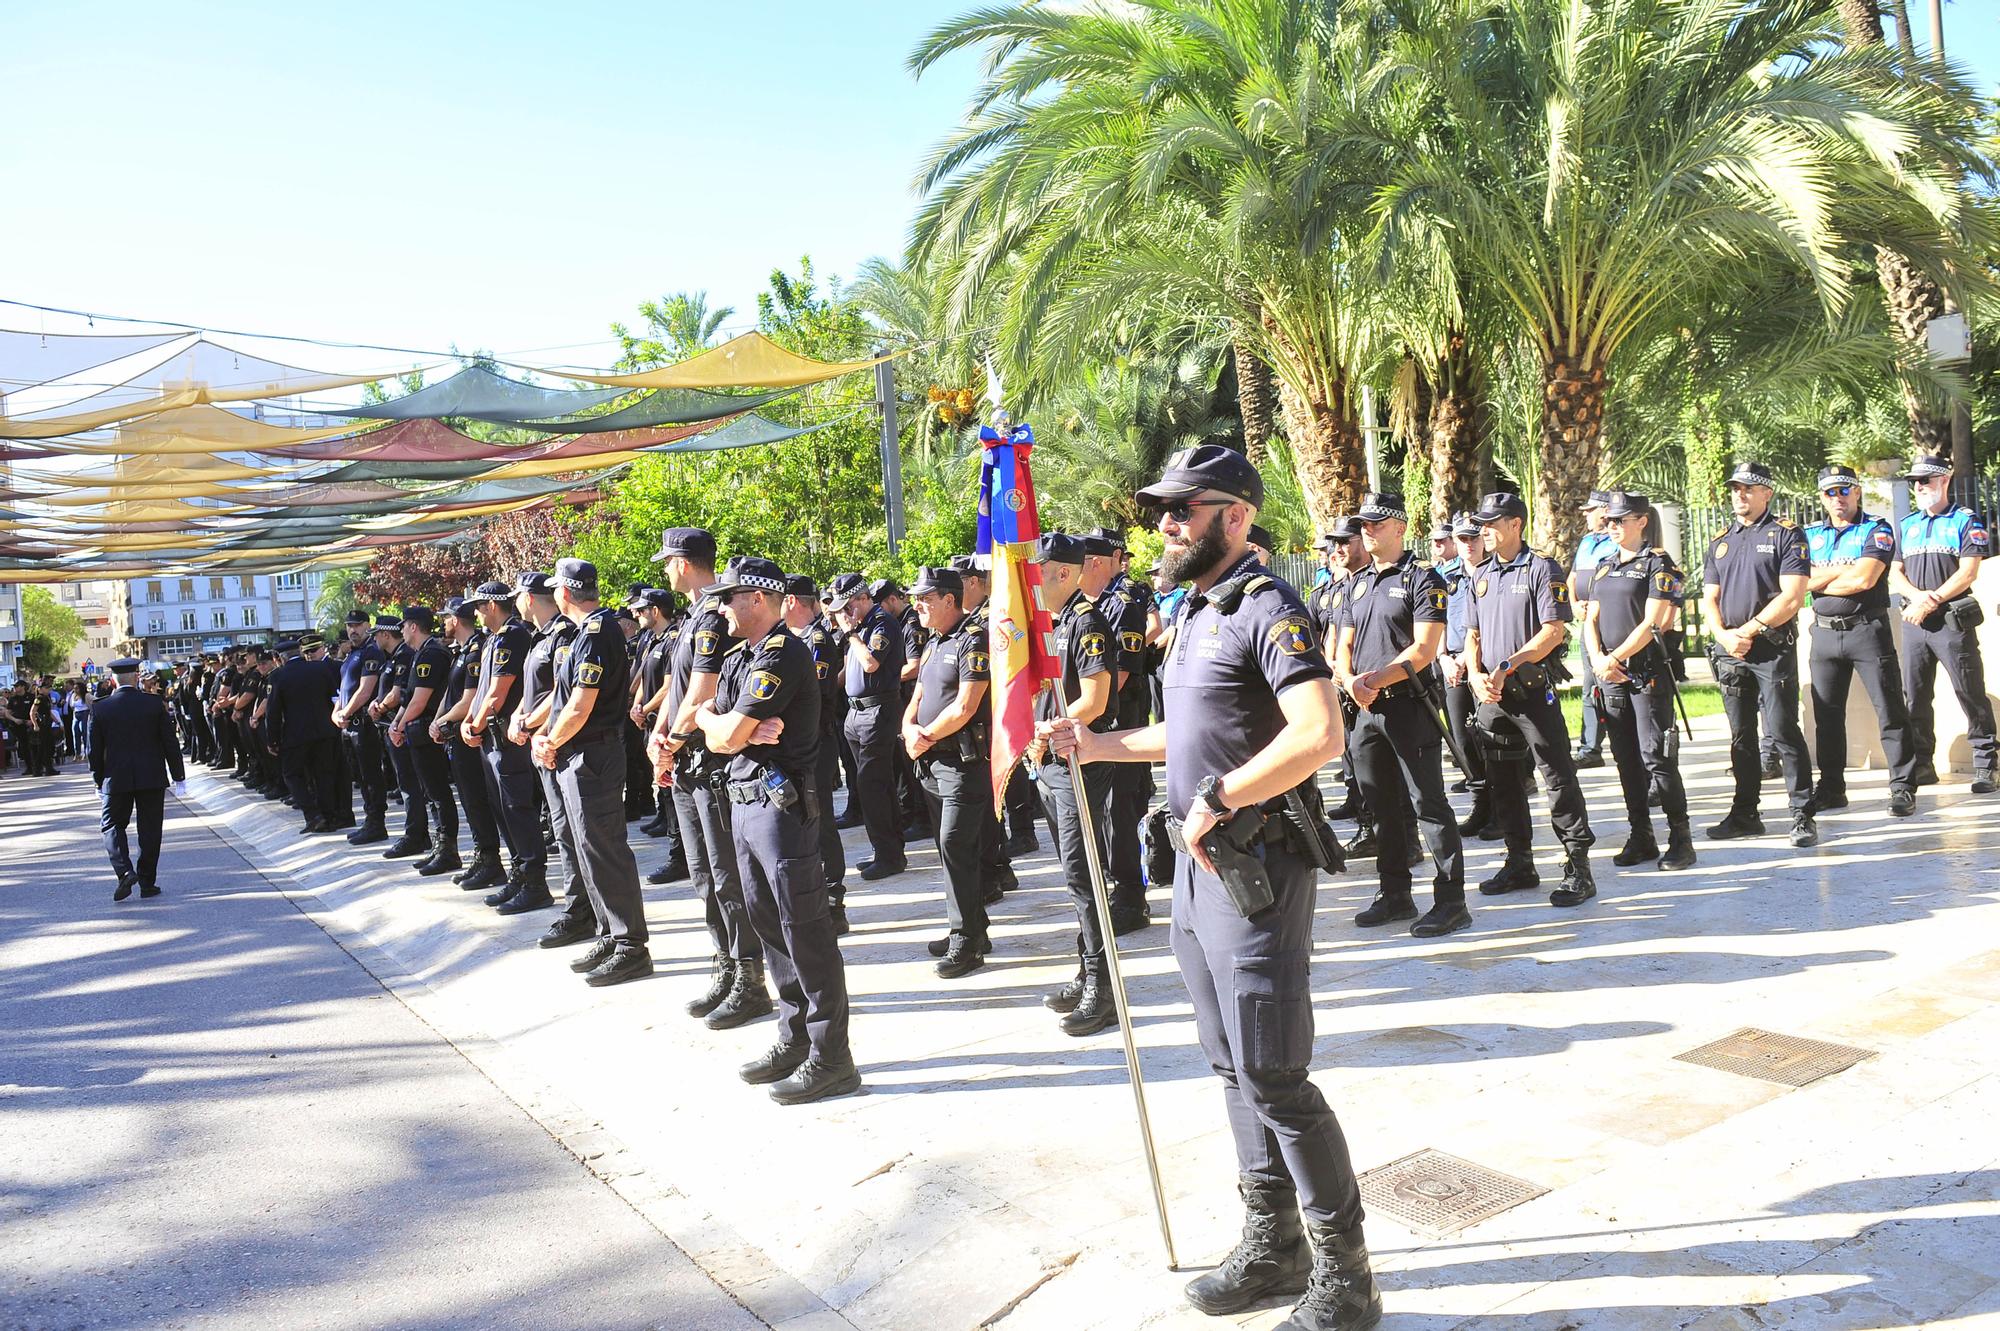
[343,366,625,421]
[555,332,895,390]
[516,385,784,432]
[31,403,376,456]
[264,417,530,462]
[648,412,830,453]
[0,328,186,391]
[15,338,417,418]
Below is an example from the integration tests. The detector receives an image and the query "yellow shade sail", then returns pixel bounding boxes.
[0,387,205,439]
[32,482,290,504]
[553,331,896,390]
[33,404,376,456]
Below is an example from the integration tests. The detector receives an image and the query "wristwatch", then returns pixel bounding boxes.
[1194,774,1230,817]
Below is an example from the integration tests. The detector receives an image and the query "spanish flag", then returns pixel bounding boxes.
[977,422,1059,809]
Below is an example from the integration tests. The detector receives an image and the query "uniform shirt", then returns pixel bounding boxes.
[1097,582,1153,727]
[897,604,927,679]
[1157,584,1190,631]
[1337,551,1448,675]
[477,617,535,731]
[1441,556,1481,655]
[1571,530,1616,601]
[1897,506,1990,594]
[1805,514,1897,617]
[915,613,991,733]
[668,590,737,721]
[715,627,820,783]
[1161,552,1330,819]
[805,614,845,728]
[1703,510,1810,628]
[637,621,675,701]
[1590,545,1681,649]
[844,605,904,701]
[1038,588,1116,732]
[338,640,386,709]
[441,628,488,715]
[520,616,576,718]
[404,636,452,727]
[550,607,632,746]
[378,643,413,723]
[1470,546,1573,663]
[1307,574,1347,638]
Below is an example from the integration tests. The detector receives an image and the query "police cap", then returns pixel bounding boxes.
[344,609,370,626]
[1816,464,1860,493]
[783,574,818,600]
[870,577,904,601]
[709,556,788,597]
[828,572,870,601]
[1135,443,1264,510]
[1355,492,1406,523]
[909,566,963,599]
[370,614,402,633]
[1579,489,1613,512]
[1471,492,1528,524]
[1079,532,1118,558]
[515,571,556,597]
[1905,453,1952,481]
[1248,524,1275,550]
[1603,490,1650,520]
[1726,460,1776,489]
[399,605,436,631]
[1038,533,1086,565]
[463,580,513,608]
[650,526,716,563]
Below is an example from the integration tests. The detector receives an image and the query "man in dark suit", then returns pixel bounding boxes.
[90,657,187,901]
[267,633,346,834]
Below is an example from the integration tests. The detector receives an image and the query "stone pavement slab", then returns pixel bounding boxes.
[0,770,763,1331]
[27,714,2000,1331]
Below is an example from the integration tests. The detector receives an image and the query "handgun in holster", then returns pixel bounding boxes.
[1281,783,1345,875]
[1142,803,1177,886]
[1166,806,1275,918]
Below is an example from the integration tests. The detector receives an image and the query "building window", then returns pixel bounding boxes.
[178,579,195,600]
[237,576,255,597]
[211,610,228,629]
[180,611,197,631]
[209,577,225,600]
[0,608,14,628]
[275,572,303,590]
[146,580,162,604]
[241,606,259,628]
[149,615,165,635]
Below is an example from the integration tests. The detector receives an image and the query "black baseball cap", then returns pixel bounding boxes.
[1135,443,1263,510]
[1471,492,1528,524]
[909,566,963,599]
[1038,532,1086,565]
[650,526,716,563]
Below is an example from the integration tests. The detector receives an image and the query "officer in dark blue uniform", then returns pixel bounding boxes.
[630,588,689,885]
[371,616,433,858]
[1891,453,1998,793]
[1466,491,1597,905]
[433,597,504,887]
[1050,444,1381,1330]
[91,656,188,900]
[1440,512,1495,837]
[1584,492,1695,871]
[1033,531,1121,1038]
[952,552,1035,879]
[266,632,344,834]
[392,607,461,878]
[461,580,548,910]
[1804,464,1919,817]
[903,566,994,978]
[877,577,930,840]
[335,611,390,844]
[1307,520,1361,823]
[1702,460,1816,846]
[1569,490,1616,769]
[782,574,850,934]
[511,572,592,940]
[1089,526,1157,934]
[534,558,652,988]
[695,556,861,1105]
[833,572,908,879]
[1333,492,1468,936]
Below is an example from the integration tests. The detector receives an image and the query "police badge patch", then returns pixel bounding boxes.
[967,650,990,672]
[1119,630,1144,654]
[1269,616,1313,656]
[1475,579,1489,597]
[694,630,719,657]
[495,650,511,666]
[750,670,781,701]
[1080,632,1107,658]
[579,662,604,686]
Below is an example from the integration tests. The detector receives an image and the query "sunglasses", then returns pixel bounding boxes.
[1158,498,1235,524]
[1822,485,1855,498]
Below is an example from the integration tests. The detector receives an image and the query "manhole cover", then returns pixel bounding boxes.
[1357,1149,1547,1237]
[1674,1028,1874,1087]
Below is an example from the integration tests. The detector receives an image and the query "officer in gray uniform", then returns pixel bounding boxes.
[534,558,652,987]
[1891,453,1998,793]
[780,574,850,933]
[462,579,549,910]
[903,566,994,978]
[1464,491,1597,905]
[512,573,589,939]
[1090,526,1157,933]
[834,573,909,879]
[1332,492,1467,936]
[1439,512,1495,837]
[1050,443,1381,1331]
[697,556,860,1105]
[1804,464,1919,817]
[1702,460,1815,846]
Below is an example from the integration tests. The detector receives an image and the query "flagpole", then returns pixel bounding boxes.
[1054,677,1179,1270]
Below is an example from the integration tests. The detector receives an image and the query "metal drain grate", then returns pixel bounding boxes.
[1357,1149,1547,1237]
[1674,1028,1874,1087]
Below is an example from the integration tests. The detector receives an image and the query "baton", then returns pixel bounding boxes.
[1406,664,1470,774]
[1052,679,1180,1270]
[1665,668,1695,740]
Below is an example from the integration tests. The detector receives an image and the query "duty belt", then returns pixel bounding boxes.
[1813,608,1886,633]
[848,694,887,710]
[724,779,768,804]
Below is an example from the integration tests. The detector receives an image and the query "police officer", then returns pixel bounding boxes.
[1703,460,1815,846]
[1439,513,1495,838]
[1308,520,1362,822]
[1050,443,1381,1330]
[1333,492,1469,936]
[461,580,549,910]
[91,657,187,901]
[1089,527,1156,933]
[630,588,690,884]
[832,572,908,879]
[512,572,591,939]
[370,616,431,859]
[782,574,850,934]
[430,597,506,889]
[695,556,861,1105]
[903,566,994,977]
[266,632,344,834]
[876,577,929,840]
[1031,532,1120,1037]
[533,558,652,987]
[1569,490,1615,768]
[1584,492,1696,871]
[1804,464,1919,817]
[1464,490,1597,905]
[335,611,390,844]
[649,528,770,1026]
[954,552,1039,860]
[392,607,461,877]
[1891,453,1998,794]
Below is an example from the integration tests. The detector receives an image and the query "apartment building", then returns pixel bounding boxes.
[126,570,327,662]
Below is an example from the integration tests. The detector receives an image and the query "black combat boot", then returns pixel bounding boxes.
[1043,938,1087,1013]
[705,957,774,1030]
[1611,829,1659,866]
[381,832,432,860]
[1549,845,1597,907]
[829,884,850,937]
[739,1038,809,1085]
[646,855,689,885]
[1277,1221,1383,1331]
[495,866,552,914]
[418,844,463,877]
[453,848,505,890]
[1340,819,1379,860]
[347,819,388,846]
[1658,820,1696,871]
[1477,858,1540,895]
[686,955,736,1018]
[1183,1175,1310,1315]
[935,932,986,979]
[1352,891,1416,927]
[1060,954,1117,1037]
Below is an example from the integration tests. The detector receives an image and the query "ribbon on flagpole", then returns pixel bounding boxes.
[975,420,1058,810]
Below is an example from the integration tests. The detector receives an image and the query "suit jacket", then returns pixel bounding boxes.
[90,686,186,793]
[266,656,342,749]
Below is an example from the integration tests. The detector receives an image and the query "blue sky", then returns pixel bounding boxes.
[1,0,1995,380]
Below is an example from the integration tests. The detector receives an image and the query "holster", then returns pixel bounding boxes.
[1946,597,1986,632]
[1166,807,1275,918]
[1142,804,1177,886]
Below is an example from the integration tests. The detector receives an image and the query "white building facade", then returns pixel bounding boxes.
[126,570,327,663]
[0,583,22,685]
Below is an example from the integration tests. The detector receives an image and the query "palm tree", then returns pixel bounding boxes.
[613,290,736,370]
[908,0,1390,531]
[1372,0,1992,553]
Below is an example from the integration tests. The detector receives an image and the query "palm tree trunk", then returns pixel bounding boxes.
[1233,328,1275,464]
[1274,374,1366,532]
[1536,352,1607,557]
[1835,0,1883,42]
[1425,330,1484,526]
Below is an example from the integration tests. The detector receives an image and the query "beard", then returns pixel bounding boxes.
[1160,508,1233,585]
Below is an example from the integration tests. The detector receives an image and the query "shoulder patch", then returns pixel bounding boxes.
[1551,582,1570,604]
[1079,631,1107,658]
[578,661,604,687]
[494,649,511,666]
[693,630,720,656]
[749,670,781,701]
[1118,629,1144,654]
[1269,615,1313,656]
[1777,517,1798,529]
[966,649,990,672]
